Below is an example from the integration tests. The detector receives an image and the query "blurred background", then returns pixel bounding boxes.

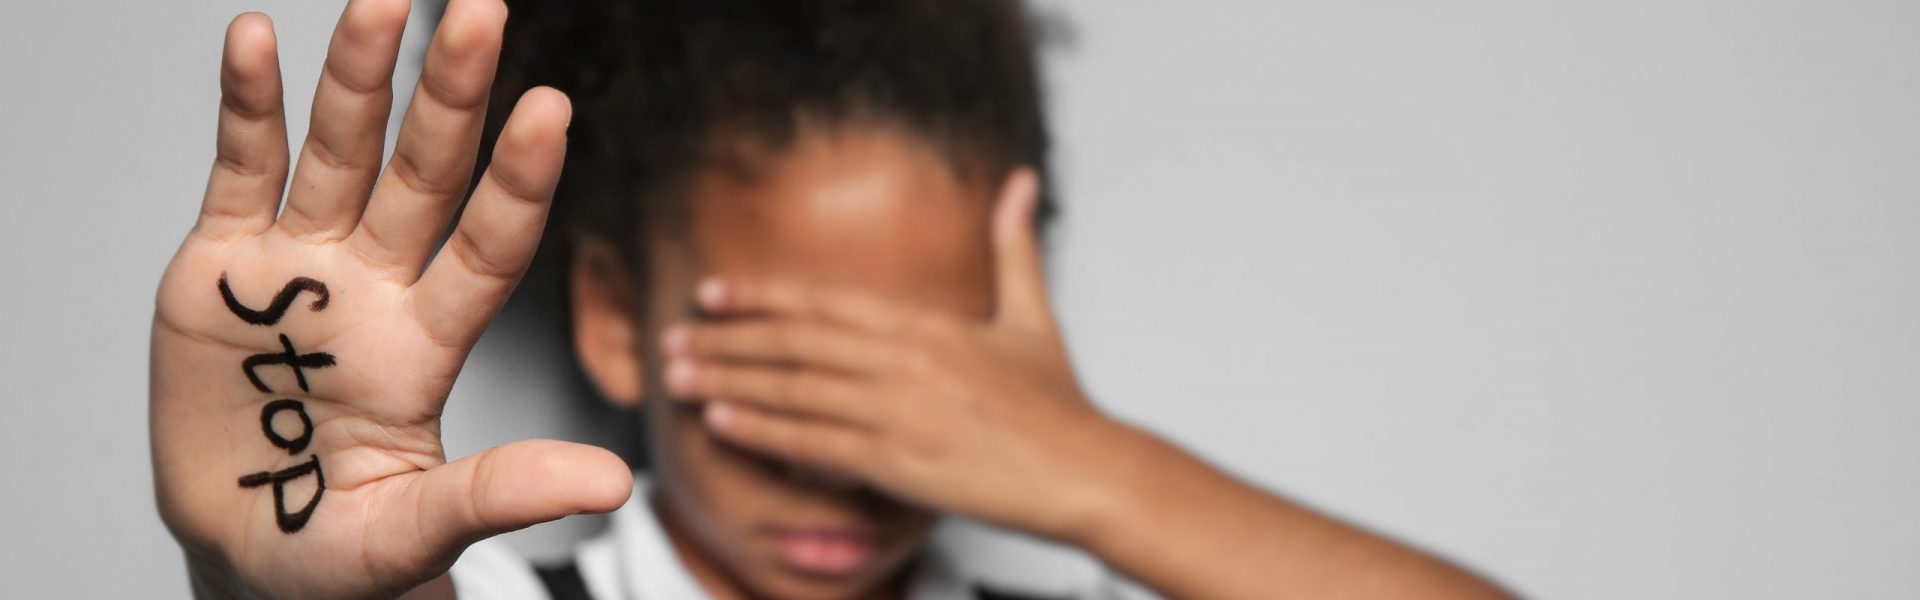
[3,0,1918,597]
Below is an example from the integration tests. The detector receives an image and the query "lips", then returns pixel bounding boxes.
[769,527,879,578]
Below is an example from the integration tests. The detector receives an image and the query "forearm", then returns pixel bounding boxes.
[1069,422,1513,600]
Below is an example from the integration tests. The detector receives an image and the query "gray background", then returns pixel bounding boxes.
[3,0,1917,597]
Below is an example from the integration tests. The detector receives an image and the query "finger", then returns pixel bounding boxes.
[705,402,874,474]
[989,168,1054,331]
[277,0,409,240]
[404,439,631,556]
[409,88,570,347]
[697,278,928,335]
[352,0,506,276]
[198,12,289,239]
[664,361,882,427]
[662,320,897,376]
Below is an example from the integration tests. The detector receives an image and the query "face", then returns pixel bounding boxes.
[572,124,997,600]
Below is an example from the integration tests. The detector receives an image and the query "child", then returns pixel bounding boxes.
[149,0,1512,598]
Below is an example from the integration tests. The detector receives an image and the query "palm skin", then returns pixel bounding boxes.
[149,1,629,598]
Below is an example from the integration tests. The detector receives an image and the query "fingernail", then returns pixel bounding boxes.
[665,361,696,395]
[661,326,690,354]
[706,402,735,428]
[697,279,727,309]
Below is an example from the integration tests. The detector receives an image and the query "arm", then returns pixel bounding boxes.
[657,170,1513,600]
[1066,421,1510,600]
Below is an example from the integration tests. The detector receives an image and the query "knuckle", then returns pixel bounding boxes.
[212,152,274,180]
[448,230,515,281]
[321,62,375,98]
[304,120,381,172]
[388,151,466,199]
[482,165,544,206]
[420,67,488,112]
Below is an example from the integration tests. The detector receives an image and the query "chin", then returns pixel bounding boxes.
[735,543,918,600]
[731,569,892,600]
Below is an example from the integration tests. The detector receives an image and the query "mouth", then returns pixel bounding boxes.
[766,525,880,578]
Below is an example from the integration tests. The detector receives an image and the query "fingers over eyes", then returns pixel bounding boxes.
[200,13,288,239]
[665,362,881,427]
[664,320,896,376]
[705,402,872,472]
[278,0,409,240]
[409,88,570,348]
[352,0,507,276]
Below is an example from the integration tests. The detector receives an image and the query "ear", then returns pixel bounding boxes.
[570,238,645,408]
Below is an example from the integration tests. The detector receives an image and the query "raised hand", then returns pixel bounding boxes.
[150,1,629,597]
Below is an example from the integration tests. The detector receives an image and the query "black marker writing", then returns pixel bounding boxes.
[259,399,314,455]
[237,455,325,534]
[223,275,334,534]
[242,334,336,393]
[218,274,330,326]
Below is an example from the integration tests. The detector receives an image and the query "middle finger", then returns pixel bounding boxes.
[277,0,409,241]
[352,0,507,276]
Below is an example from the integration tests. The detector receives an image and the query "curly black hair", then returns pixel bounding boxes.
[472,0,1058,276]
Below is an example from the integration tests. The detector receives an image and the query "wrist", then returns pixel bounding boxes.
[1051,416,1169,551]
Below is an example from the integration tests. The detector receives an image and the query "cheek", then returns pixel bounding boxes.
[653,408,946,596]
[655,405,782,539]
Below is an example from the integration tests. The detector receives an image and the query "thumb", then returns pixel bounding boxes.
[409,439,632,554]
[990,167,1053,332]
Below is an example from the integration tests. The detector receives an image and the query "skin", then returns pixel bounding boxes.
[571,127,993,600]
[152,1,1517,598]
[152,1,628,598]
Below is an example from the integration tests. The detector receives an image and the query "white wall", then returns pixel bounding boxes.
[2,0,1916,597]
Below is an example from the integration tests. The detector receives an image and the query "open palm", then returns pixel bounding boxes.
[150,1,629,597]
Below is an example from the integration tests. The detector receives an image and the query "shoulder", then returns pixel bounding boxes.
[449,536,553,600]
